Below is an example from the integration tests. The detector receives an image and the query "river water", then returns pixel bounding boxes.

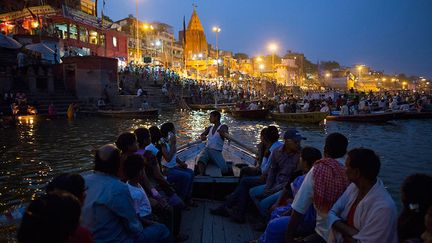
[1,110,432,214]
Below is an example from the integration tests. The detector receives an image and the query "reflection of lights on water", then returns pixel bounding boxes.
[323,119,327,125]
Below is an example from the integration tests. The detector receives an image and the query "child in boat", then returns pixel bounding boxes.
[45,173,93,243]
[258,146,322,243]
[159,122,195,206]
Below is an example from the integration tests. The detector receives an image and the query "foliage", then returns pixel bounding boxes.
[320,60,340,71]
[233,53,249,60]
[304,58,318,75]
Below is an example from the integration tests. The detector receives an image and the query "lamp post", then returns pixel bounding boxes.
[135,0,140,63]
[212,26,221,77]
[268,43,278,79]
[357,65,363,83]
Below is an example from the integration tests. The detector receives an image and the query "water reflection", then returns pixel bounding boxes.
[1,110,432,215]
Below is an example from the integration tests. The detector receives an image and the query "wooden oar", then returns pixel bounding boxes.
[177,139,203,151]
[225,134,258,155]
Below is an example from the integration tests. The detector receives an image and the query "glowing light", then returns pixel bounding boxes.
[155,40,161,46]
[212,26,221,33]
[259,64,265,70]
[198,53,203,58]
[268,43,278,52]
[256,57,263,62]
[325,72,331,78]
[31,21,39,29]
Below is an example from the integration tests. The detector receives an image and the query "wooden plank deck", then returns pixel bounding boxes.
[180,200,262,243]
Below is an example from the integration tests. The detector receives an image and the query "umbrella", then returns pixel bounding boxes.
[0,33,22,49]
[25,43,55,61]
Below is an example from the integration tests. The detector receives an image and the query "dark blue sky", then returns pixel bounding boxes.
[102,0,432,78]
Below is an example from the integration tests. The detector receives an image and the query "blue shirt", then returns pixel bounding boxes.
[81,172,146,243]
[260,141,283,173]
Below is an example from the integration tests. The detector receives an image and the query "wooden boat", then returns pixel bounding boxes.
[188,103,234,111]
[96,109,159,118]
[230,109,269,119]
[393,111,432,120]
[177,140,256,199]
[326,112,396,123]
[270,111,327,124]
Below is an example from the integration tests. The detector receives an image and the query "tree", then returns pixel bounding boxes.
[320,60,340,71]
[102,14,113,23]
[304,58,318,75]
[233,53,249,60]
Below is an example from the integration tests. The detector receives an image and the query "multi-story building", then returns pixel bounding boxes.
[116,17,183,67]
[0,3,127,61]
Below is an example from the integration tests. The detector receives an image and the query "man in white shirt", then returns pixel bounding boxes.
[327,148,397,243]
[248,102,259,110]
[320,102,330,113]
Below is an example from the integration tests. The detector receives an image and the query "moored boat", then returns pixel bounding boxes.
[96,109,159,118]
[188,103,234,111]
[230,109,269,119]
[270,111,327,124]
[326,112,396,123]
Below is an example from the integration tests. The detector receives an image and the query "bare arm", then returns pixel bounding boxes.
[200,126,211,140]
[218,124,229,139]
[332,220,359,242]
[160,142,176,163]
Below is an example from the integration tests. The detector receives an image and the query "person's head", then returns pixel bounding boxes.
[17,192,81,243]
[115,132,138,154]
[149,126,162,145]
[345,148,380,183]
[160,122,175,138]
[266,126,279,144]
[283,129,305,152]
[123,154,145,182]
[259,127,269,145]
[400,173,432,213]
[300,146,322,172]
[94,144,121,175]
[324,133,348,159]
[46,173,86,203]
[210,110,221,123]
[134,127,151,148]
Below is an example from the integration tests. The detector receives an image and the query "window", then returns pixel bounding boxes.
[99,34,105,46]
[112,36,118,47]
[79,27,88,42]
[54,23,68,39]
[89,30,98,45]
[69,24,78,40]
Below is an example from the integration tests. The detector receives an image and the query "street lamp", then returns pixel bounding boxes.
[357,65,363,83]
[212,26,221,77]
[268,43,278,78]
[212,26,221,59]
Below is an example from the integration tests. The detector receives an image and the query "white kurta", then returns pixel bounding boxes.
[327,179,398,243]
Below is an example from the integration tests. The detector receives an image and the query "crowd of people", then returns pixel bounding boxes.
[268,90,432,115]
[13,110,432,243]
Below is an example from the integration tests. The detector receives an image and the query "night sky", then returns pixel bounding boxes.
[101,0,432,78]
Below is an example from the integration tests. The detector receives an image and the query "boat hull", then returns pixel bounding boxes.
[96,109,159,118]
[177,141,256,199]
[393,111,432,120]
[270,112,327,124]
[326,112,396,123]
[230,109,269,119]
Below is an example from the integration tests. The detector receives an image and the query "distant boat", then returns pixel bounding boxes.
[326,111,396,123]
[96,109,159,118]
[230,109,270,119]
[270,111,327,124]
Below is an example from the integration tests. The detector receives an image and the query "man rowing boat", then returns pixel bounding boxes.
[197,111,229,176]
